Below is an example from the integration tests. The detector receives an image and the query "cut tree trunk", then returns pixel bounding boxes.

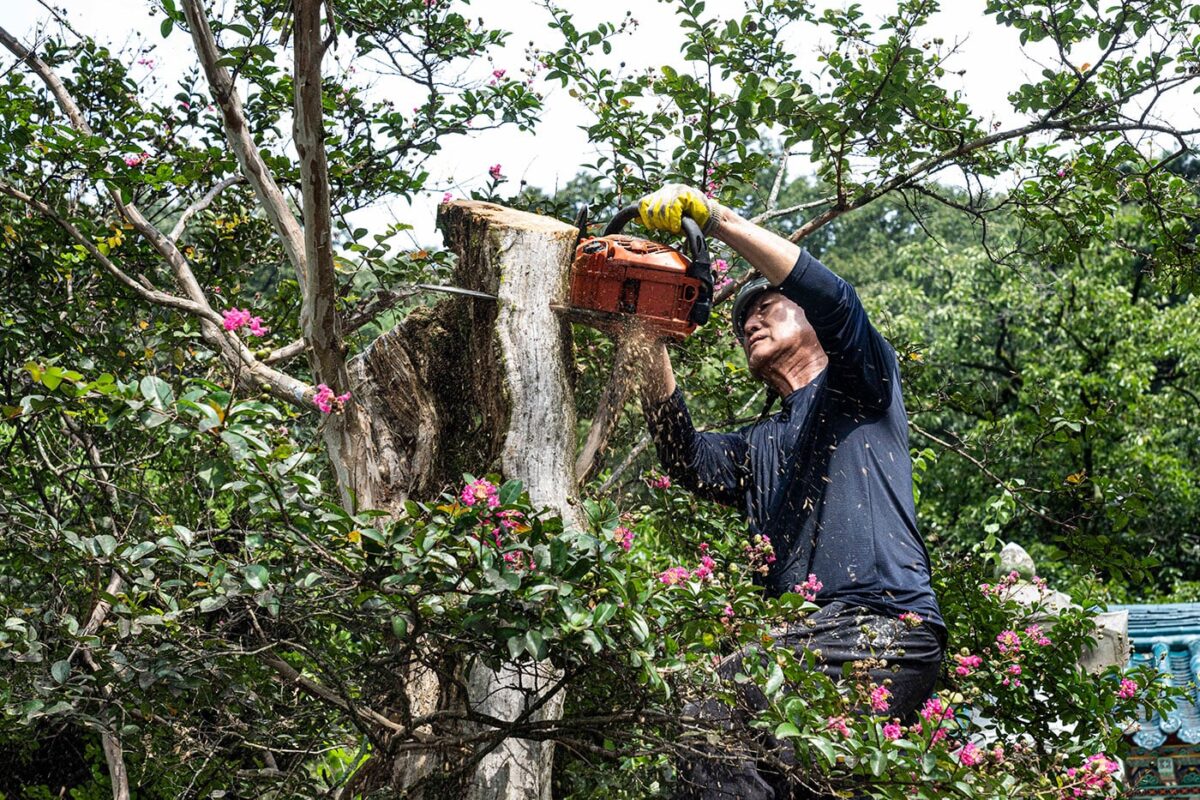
[342,201,582,799]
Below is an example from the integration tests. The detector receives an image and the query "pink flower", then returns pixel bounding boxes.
[954,653,982,677]
[692,554,716,581]
[312,384,351,414]
[492,69,506,79]
[919,697,952,723]
[136,56,156,68]
[869,685,891,713]
[996,630,1021,654]
[658,566,691,586]
[246,316,269,337]
[222,308,251,331]
[899,611,923,627]
[488,163,503,180]
[461,478,500,508]
[1116,678,1137,700]
[882,723,903,740]
[441,192,453,204]
[647,471,671,490]
[826,715,851,738]
[1008,664,1022,676]
[614,525,634,552]
[123,152,150,167]
[793,573,823,602]
[958,742,983,767]
[720,604,735,625]
[1024,624,1051,646]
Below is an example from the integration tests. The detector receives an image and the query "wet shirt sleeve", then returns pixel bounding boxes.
[643,388,749,508]
[777,249,896,410]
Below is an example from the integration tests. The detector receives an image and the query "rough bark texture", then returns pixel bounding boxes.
[342,202,580,798]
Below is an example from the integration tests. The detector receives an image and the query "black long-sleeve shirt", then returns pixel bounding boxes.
[646,250,944,632]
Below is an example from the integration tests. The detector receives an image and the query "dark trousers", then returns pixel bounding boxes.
[672,601,944,800]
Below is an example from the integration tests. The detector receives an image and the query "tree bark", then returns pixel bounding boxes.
[342,201,580,798]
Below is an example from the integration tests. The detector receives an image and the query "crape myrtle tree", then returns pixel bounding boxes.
[0,0,1196,798]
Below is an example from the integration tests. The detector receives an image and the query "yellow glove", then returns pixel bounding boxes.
[638,184,722,235]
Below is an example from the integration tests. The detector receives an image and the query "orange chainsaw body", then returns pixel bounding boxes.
[569,234,704,339]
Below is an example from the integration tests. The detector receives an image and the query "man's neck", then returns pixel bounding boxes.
[760,349,829,397]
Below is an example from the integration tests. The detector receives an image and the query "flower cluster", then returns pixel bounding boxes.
[612,525,634,552]
[743,534,775,576]
[899,611,923,627]
[1116,677,1138,700]
[647,470,671,490]
[461,478,500,508]
[221,307,268,336]
[659,543,718,586]
[869,685,891,713]
[488,163,503,180]
[703,164,723,198]
[489,68,506,86]
[713,258,732,293]
[441,191,454,204]
[793,573,823,602]
[1062,753,1120,797]
[954,653,983,677]
[312,383,351,414]
[980,570,1047,597]
[825,715,851,738]
[123,151,151,167]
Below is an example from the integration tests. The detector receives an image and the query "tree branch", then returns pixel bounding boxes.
[180,0,309,288]
[169,175,245,242]
[293,0,347,388]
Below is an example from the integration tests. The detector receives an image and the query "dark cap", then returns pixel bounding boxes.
[731,275,774,344]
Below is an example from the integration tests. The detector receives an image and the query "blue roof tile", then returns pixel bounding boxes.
[1111,604,1200,751]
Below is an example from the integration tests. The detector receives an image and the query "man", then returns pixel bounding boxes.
[633,184,944,799]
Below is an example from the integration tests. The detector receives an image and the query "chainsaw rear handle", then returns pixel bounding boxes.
[603,204,713,327]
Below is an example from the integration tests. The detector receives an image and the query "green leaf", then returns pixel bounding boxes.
[51,659,71,684]
[765,663,784,696]
[525,629,548,660]
[161,16,174,37]
[199,596,228,613]
[774,721,801,739]
[243,565,268,590]
[140,375,174,409]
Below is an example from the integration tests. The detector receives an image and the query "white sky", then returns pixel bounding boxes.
[2,0,1194,246]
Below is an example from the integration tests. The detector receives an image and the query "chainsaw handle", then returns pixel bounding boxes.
[604,204,713,327]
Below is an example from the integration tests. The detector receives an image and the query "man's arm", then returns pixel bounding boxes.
[638,338,749,507]
[710,209,895,409]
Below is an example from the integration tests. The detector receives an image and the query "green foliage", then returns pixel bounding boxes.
[2,0,1199,796]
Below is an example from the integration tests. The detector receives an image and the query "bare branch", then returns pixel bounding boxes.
[181,0,308,287]
[169,175,245,242]
[293,0,348,388]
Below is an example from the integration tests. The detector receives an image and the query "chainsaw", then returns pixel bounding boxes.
[560,203,714,339]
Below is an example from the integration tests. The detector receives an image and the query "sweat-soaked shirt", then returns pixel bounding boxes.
[645,249,944,633]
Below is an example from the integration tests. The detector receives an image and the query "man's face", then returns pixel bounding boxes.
[741,291,820,376]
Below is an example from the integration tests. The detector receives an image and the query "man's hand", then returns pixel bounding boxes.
[638,184,723,235]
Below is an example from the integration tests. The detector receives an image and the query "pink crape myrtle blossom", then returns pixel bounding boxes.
[647,471,671,490]
[954,653,983,677]
[899,611,923,627]
[869,685,891,713]
[488,163,503,180]
[794,573,823,601]
[312,384,351,414]
[222,307,268,336]
[1025,623,1052,646]
[996,630,1021,654]
[461,478,500,508]
[882,723,903,740]
[613,525,634,552]
[658,566,692,586]
[222,308,251,331]
[719,604,735,625]
[957,742,983,767]
[1116,678,1138,700]
[441,192,454,204]
[713,258,732,292]
[692,553,717,581]
[123,152,151,167]
[825,715,851,738]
